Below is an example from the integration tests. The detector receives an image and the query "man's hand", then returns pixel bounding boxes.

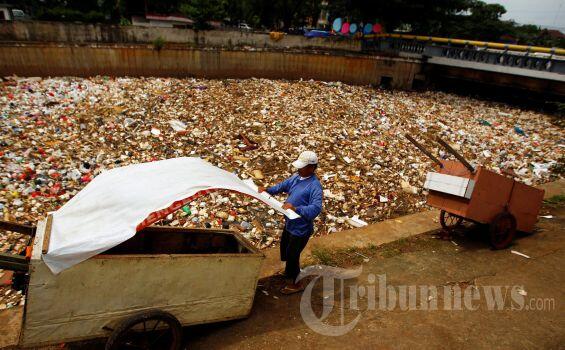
[282,202,295,211]
[258,186,266,193]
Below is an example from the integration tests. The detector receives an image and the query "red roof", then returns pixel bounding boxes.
[546,29,565,39]
[146,13,194,24]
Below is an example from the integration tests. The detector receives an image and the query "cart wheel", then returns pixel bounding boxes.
[440,210,463,230]
[105,310,183,350]
[489,212,516,250]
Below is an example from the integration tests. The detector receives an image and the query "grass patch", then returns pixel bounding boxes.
[544,195,565,208]
[545,194,565,203]
[311,246,338,266]
[152,37,166,51]
[308,235,443,268]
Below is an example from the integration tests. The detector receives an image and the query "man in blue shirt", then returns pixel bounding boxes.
[259,151,323,294]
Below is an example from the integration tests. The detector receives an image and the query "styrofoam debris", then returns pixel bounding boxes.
[511,250,531,259]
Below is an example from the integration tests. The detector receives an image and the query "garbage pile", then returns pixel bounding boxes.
[1,77,563,252]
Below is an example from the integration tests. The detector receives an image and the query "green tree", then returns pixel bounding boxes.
[180,0,227,29]
[326,0,473,34]
[9,0,565,47]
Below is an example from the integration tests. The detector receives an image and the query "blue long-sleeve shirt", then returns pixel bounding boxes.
[267,174,323,237]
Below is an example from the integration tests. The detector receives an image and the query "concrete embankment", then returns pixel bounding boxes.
[0,43,421,88]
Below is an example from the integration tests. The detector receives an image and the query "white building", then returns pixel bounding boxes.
[0,3,14,20]
[131,14,194,28]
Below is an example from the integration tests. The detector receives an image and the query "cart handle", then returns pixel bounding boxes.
[405,134,444,168]
[435,137,475,173]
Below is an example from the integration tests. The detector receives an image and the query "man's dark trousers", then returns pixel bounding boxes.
[280,228,310,282]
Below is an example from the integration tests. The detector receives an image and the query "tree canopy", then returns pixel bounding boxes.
[9,0,565,48]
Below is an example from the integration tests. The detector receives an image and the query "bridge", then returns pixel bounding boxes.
[364,34,565,98]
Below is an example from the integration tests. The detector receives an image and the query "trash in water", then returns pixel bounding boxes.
[0,76,562,253]
[346,216,368,228]
[514,126,526,136]
[169,119,187,132]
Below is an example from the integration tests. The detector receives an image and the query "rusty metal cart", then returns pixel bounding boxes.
[0,219,264,349]
[406,135,545,249]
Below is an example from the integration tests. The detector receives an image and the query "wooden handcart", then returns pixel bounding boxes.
[407,135,545,249]
[0,219,264,349]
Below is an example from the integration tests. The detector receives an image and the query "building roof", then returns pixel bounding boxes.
[546,29,565,39]
[145,13,194,24]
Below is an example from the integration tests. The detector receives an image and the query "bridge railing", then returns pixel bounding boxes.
[363,34,565,75]
[432,45,559,73]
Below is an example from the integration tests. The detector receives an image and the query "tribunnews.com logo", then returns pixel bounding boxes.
[298,266,557,336]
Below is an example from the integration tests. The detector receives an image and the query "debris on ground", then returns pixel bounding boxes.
[511,250,531,259]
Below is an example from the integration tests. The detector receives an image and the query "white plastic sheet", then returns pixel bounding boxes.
[43,157,298,274]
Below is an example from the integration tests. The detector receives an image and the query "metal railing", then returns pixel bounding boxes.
[366,33,565,55]
[439,46,556,72]
[363,35,565,75]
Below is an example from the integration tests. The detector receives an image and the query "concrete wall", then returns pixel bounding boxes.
[0,21,361,52]
[0,43,420,88]
[0,21,422,89]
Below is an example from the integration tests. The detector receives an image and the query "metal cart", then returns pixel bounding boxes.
[407,135,545,249]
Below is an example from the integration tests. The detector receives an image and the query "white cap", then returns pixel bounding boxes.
[292,151,318,169]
